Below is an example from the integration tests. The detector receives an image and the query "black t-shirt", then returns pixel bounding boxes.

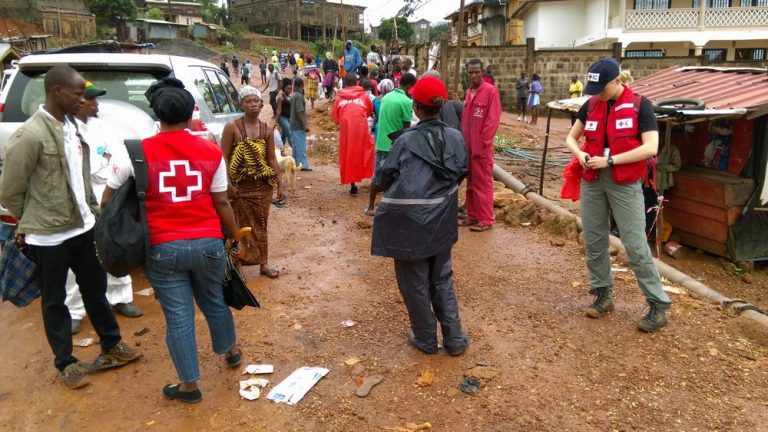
[289,56,297,65]
[323,59,338,74]
[576,95,658,140]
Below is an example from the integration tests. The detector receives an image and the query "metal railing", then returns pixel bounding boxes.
[623,7,768,30]
[450,23,483,44]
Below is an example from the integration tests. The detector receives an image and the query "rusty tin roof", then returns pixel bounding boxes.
[631,66,768,112]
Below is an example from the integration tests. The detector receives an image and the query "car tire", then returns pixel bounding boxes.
[652,98,706,114]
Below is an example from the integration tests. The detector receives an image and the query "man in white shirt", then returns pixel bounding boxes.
[402,57,418,78]
[263,63,282,114]
[0,66,140,390]
[66,82,143,335]
[366,44,382,67]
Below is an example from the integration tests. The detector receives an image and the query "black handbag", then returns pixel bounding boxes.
[223,240,260,310]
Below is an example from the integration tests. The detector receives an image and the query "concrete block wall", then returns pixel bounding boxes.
[437,38,768,111]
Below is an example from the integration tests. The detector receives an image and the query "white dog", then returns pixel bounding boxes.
[275,148,301,190]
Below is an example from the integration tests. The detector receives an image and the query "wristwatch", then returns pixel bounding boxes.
[607,155,615,166]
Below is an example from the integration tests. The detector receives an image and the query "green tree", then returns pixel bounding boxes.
[145,7,165,21]
[201,0,229,25]
[429,21,450,41]
[378,17,413,44]
[89,0,137,27]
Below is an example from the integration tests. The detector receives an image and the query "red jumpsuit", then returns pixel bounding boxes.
[461,81,501,226]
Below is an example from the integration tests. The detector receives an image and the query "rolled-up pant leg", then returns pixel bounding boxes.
[394,258,438,353]
[428,249,467,352]
[604,175,670,305]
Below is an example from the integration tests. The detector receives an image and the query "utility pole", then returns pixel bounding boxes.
[56,0,63,38]
[340,0,346,42]
[295,0,301,40]
[452,0,466,99]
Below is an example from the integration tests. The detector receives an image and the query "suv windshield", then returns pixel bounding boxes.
[2,68,170,122]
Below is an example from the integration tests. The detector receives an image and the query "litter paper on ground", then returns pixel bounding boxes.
[243,364,274,375]
[76,337,94,347]
[239,378,269,401]
[266,366,329,405]
[135,288,154,296]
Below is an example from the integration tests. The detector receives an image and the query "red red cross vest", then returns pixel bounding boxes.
[142,130,223,246]
[582,85,647,185]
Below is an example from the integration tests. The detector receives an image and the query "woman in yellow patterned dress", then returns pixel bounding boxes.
[221,86,284,278]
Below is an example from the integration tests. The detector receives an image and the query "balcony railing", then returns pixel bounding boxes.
[622,7,768,30]
[626,8,700,29]
[450,22,483,44]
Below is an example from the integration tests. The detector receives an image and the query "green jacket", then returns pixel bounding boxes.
[0,110,99,235]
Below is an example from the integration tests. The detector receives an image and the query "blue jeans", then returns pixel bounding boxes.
[278,116,291,147]
[291,129,309,168]
[145,238,236,383]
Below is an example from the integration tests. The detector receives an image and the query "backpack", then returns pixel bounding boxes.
[94,139,149,277]
[587,93,657,190]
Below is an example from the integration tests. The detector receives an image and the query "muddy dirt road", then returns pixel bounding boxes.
[2,164,768,431]
[1,101,767,432]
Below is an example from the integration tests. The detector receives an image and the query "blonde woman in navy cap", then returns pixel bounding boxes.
[565,57,671,333]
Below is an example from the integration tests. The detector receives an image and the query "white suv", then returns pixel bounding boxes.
[0,53,242,153]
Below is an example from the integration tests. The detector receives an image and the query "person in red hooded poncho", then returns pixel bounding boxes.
[332,73,375,195]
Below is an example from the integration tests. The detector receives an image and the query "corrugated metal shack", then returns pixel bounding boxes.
[633,66,768,263]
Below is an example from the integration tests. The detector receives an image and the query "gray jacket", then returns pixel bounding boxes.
[371,119,468,261]
[0,111,98,234]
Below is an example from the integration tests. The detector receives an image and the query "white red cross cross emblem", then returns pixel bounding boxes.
[615,118,633,130]
[159,160,202,202]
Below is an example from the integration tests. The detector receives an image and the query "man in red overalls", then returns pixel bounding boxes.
[460,59,501,232]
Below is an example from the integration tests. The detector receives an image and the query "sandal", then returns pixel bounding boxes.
[260,267,279,278]
[363,208,376,217]
[355,374,384,397]
[470,224,493,232]
[162,383,202,404]
[458,219,478,227]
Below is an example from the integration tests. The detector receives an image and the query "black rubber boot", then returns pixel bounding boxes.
[585,287,614,318]
[637,301,670,333]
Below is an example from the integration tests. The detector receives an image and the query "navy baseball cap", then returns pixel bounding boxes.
[584,57,620,95]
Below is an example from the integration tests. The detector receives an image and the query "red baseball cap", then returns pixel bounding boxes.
[408,76,448,107]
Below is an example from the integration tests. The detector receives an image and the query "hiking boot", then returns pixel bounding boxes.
[585,288,614,318]
[113,303,143,318]
[103,340,141,364]
[71,319,82,335]
[637,301,670,333]
[59,363,90,389]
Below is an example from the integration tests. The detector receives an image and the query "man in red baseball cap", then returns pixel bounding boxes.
[371,76,469,356]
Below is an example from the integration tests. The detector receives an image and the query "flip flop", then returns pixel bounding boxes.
[260,267,279,278]
[458,219,478,227]
[355,374,384,397]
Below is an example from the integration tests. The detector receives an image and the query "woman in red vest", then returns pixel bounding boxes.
[103,78,242,403]
[565,57,671,333]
